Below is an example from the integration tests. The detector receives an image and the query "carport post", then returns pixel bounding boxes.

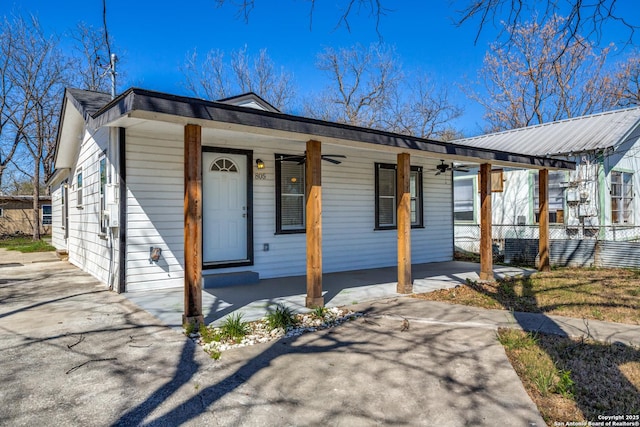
[305,139,324,308]
[538,169,551,272]
[397,152,412,293]
[183,124,204,328]
[479,163,494,281]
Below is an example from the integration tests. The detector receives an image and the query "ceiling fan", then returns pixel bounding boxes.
[276,153,347,165]
[434,160,470,175]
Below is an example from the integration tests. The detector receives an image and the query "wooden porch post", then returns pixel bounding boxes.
[397,153,413,293]
[305,139,324,307]
[479,163,494,281]
[183,124,204,327]
[538,169,550,272]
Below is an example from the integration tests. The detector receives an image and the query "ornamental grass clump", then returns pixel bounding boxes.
[220,312,250,341]
[265,303,298,331]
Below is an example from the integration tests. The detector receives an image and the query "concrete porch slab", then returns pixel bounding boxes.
[124,261,533,329]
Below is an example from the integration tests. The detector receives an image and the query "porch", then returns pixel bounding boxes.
[125,261,532,329]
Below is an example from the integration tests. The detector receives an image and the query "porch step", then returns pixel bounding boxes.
[202,271,260,288]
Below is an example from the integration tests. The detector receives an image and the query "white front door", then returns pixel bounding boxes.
[203,152,248,263]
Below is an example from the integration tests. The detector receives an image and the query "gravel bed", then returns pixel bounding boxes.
[188,307,363,358]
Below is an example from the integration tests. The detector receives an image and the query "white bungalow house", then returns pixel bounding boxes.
[453,106,640,256]
[49,87,573,325]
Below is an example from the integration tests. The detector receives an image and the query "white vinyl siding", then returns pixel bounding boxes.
[125,130,185,291]
[65,127,116,286]
[123,124,453,291]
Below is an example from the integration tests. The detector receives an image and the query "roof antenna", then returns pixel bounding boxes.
[109,53,117,99]
[103,0,117,99]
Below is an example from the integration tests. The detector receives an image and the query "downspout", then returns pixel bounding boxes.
[117,127,127,293]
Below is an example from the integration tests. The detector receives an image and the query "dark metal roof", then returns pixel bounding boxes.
[64,87,575,170]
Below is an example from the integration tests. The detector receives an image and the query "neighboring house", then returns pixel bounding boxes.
[453,106,640,253]
[49,87,571,321]
[0,195,52,236]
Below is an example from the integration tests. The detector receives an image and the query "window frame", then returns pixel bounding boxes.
[41,204,52,225]
[454,176,476,223]
[76,168,83,208]
[275,153,306,234]
[533,171,566,224]
[374,162,423,230]
[611,170,634,225]
[99,153,108,235]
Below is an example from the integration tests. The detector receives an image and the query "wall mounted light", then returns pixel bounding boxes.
[256,159,265,169]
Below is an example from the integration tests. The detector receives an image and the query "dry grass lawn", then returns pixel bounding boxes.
[414,267,640,425]
[413,267,640,325]
[499,329,640,424]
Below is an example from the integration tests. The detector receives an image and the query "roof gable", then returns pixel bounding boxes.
[454,107,640,156]
[216,92,280,113]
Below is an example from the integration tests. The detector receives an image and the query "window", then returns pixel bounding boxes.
[42,205,52,225]
[76,169,83,208]
[611,171,634,224]
[61,180,66,227]
[534,171,565,224]
[454,178,475,222]
[99,155,108,234]
[375,163,423,229]
[275,154,305,233]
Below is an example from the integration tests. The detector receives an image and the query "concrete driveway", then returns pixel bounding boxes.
[0,249,545,426]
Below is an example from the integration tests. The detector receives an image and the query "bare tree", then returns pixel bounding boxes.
[0,16,29,193]
[181,46,296,111]
[215,0,389,34]
[467,16,618,131]
[68,22,114,93]
[454,0,638,48]
[383,73,463,140]
[306,44,462,139]
[307,44,401,128]
[609,51,640,107]
[3,15,69,239]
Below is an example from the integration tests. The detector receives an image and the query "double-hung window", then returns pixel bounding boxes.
[41,205,52,225]
[534,171,565,224]
[453,178,475,222]
[275,154,305,233]
[611,171,634,224]
[76,168,83,208]
[99,154,108,234]
[375,163,423,229]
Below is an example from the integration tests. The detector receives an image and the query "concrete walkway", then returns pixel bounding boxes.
[2,250,638,426]
[126,261,533,328]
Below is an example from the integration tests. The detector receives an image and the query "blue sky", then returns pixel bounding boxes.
[3,0,637,136]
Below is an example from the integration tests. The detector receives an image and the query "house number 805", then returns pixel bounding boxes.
[255,173,267,180]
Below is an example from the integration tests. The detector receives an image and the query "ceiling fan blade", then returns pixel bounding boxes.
[322,157,342,164]
[322,154,347,159]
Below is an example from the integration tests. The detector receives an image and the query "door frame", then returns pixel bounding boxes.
[202,146,254,269]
